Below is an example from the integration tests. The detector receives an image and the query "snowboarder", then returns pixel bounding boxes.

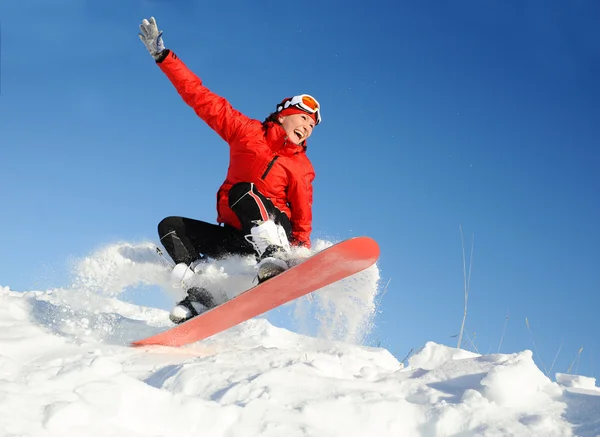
[138,17,321,324]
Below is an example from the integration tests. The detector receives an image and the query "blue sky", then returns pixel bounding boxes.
[1,0,599,376]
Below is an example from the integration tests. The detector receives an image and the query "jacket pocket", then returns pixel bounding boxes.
[261,156,279,179]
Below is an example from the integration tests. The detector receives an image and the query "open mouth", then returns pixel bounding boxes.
[294,129,304,142]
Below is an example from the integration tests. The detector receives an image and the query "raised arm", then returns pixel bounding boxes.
[139,17,251,143]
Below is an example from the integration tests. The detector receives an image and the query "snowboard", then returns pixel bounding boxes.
[131,236,380,348]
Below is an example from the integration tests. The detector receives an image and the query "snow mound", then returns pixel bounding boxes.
[1,284,600,436]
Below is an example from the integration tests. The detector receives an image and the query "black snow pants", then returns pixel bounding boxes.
[158,182,292,265]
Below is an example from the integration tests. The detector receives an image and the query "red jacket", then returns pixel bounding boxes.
[157,51,315,247]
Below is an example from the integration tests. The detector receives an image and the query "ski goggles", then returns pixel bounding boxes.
[277,94,322,125]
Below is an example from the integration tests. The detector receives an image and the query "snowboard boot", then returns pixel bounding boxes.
[169,286,216,324]
[169,256,208,286]
[245,220,291,283]
[256,245,289,283]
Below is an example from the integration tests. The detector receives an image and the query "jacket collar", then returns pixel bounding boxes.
[264,122,307,156]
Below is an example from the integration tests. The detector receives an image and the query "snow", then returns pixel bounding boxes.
[1,241,599,436]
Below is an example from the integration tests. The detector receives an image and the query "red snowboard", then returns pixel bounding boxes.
[131,237,379,347]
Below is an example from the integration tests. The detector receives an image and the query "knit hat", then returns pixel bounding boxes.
[275,95,321,125]
[277,106,319,124]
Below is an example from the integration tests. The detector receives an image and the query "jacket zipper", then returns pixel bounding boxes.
[261,156,279,179]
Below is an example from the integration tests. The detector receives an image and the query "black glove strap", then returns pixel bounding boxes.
[155,49,170,63]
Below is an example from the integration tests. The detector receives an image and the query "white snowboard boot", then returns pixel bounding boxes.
[169,257,213,324]
[245,220,291,283]
[169,286,216,324]
[169,258,206,285]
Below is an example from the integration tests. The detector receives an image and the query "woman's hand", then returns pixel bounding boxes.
[138,17,166,60]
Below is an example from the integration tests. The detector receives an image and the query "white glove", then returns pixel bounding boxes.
[138,17,165,60]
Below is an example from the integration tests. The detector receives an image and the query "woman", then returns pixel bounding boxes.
[139,17,321,323]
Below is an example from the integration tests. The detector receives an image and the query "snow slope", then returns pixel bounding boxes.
[1,241,599,436]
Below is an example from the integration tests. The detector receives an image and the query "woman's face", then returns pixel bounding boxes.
[279,113,315,144]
